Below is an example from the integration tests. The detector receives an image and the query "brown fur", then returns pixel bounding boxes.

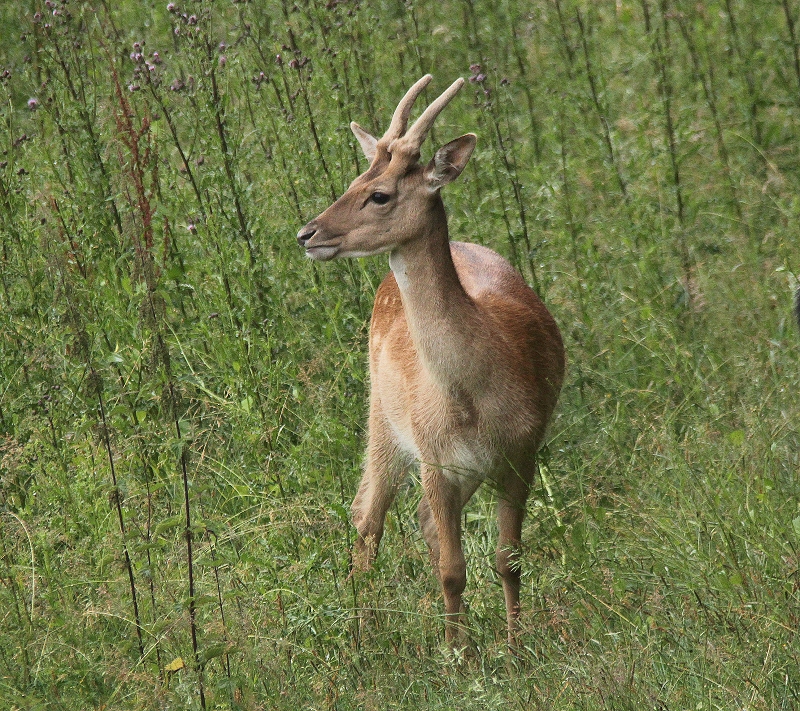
[297,76,565,647]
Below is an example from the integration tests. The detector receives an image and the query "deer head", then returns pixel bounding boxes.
[297,75,477,260]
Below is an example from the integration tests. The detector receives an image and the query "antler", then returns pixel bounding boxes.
[380,74,433,145]
[351,76,466,163]
[397,77,465,153]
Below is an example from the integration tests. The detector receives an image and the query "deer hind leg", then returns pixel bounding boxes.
[419,464,480,645]
[496,462,535,649]
[351,408,405,571]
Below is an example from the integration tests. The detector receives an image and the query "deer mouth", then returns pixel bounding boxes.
[296,225,341,260]
[304,243,341,260]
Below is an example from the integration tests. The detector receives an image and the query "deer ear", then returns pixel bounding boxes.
[351,122,378,161]
[424,133,477,191]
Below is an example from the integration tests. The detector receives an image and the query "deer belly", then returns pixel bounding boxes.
[438,436,494,485]
[386,406,493,484]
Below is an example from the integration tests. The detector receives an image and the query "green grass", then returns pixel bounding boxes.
[1,0,799,708]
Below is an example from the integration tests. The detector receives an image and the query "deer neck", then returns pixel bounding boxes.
[388,203,482,390]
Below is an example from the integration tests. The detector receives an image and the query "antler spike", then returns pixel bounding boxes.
[381,74,433,145]
[395,77,465,154]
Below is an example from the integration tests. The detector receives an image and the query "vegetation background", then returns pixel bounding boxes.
[0,0,798,708]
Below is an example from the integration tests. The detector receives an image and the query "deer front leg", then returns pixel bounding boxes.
[351,407,404,571]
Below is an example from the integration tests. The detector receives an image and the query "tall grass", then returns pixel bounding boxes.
[0,1,798,708]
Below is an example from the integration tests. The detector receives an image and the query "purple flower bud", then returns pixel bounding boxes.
[275,54,283,66]
[33,11,42,21]
[288,58,299,69]
[218,55,227,67]
[187,14,197,25]
[187,223,197,234]
[27,97,39,110]
[128,84,140,92]
[167,2,175,10]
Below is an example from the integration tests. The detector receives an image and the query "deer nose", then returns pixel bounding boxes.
[297,225,316,247]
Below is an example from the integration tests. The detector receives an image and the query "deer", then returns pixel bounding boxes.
[297,75,565,647]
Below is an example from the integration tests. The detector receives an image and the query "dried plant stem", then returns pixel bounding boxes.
[96,376,146,660]
[476,103,518,270]
[794,286,800,328]
[782,0,800,100]
[207,532,232,681]
[575,7,627,200]
[509,18,542,162]
[279,1,336,201]
[642,0,684,227]
[295,68,336,203]
[49,208,146,660]
[144,478,163,675]
[494,115,540,294]
[724,0,762,146]
[558,106,588,328]
[553,0,577,75]
[248,92,302,220]
[477,82,541,293]
[176,404,205,710]
[0,515,34,687]
[207,48,257,267]
[44,28,124,237]
[247,39,305,216]
[106,46,206,707]
[147,83,207,220]
[675,11,746,234]
[642,0,692,302]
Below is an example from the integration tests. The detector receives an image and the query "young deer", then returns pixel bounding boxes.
[297,75,565,646]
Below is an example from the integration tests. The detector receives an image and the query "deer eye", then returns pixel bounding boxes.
[370,191,390,205]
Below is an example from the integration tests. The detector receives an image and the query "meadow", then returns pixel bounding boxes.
[0,1,799,708]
